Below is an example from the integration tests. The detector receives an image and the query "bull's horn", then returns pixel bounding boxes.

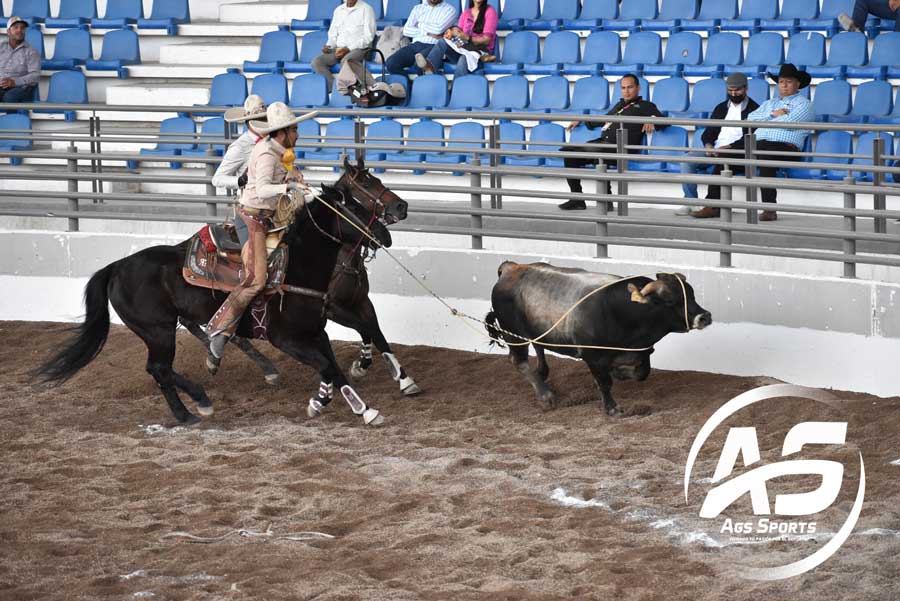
[639,280,664,298]
[628,283,651,304]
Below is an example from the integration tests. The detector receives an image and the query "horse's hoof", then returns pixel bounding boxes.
[196,403,214,417]
[349,360,368,380]
[264,373,280,386]
[401,380,423,396]
[206,354,220,376]
[307,398,325,419]
[363,408,383,426]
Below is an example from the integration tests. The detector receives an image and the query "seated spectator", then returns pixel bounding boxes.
[417,0,498,75]
[385,0,458,75]
[0,17,40,104]
[312,0,376,91]
[839,0,900,34]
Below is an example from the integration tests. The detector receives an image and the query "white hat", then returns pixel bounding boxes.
[7,16,29,28]
[254,102,319,136]
[223,94,269,123]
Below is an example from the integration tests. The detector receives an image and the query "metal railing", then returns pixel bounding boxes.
[1,103,898,280]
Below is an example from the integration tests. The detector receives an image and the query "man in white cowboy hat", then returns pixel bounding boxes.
[206,102,318,361]
[210,95,268,191]
[0,16,40,104]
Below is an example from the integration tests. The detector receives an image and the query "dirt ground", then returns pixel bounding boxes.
[1,321,898,601]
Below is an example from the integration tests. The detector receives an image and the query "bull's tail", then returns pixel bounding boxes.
[36,262,116,383]
[484,309,506,348]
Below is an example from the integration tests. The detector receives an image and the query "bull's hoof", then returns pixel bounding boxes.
[195,403,214,417]
[264,372,280,386]
[606,406,624,417]
[206,353,220,376]
[349,360,368,380]
[363,408,384,426]
[400,377,422,396]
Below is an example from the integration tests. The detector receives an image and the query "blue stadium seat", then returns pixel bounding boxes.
[326,79,353,108]
[681,0,737,30]
[644,31,701,76]
[364,117,403,166]
[447,74,489,111]
[523,0,579,30]
[45,0,96,28]
[760,0,819,31]
[602,0,657,31]
[564,30,619,76]
[805,32,867,78]
[566,76,610,115]
[798,0,853,35]
[377,0,420,27]
[244,26,298,73]
[294,118,321,159]
[604,31,660,76]
[192,68,247,116]
[407,74,448,109]
[811,130,857,180]
[680,78,725,118]
[483,31,540,75]
[631,126,688,172]
[384,119,443,173]
[785,32,826,70]
[610,76,650,105]
[525,31,579,75]
[24,25,44,59]
[302,117,355,162]
[506,121,565,167]
[283,30,328,73]
[85,27,141,78]
[563,0,617,30]
[497,121,526,165]
[812,79,852,122]
[32,69,87,121]
[426,121,485,168]
[497,0,540,30]
[11,0,49,24]
[92,0,142,28]
[250,72,289,106]
[137,0,190,34]
[643,0,698,31]
[847,80,893,123]
[844,133,895,181]
[682,32,742,76]
[0,113,33,165]
[651,77,689,115]
[746,77,770,103]
[721,0,778,32]
[134,116,196,169]
[181,117,226,157]
[487,75,529,112]
[526,75,570,113]
[41,26,91,70]
[290,0,341,30]
[289,73,329,108]
[846,32,900,79]
[725,32,783,74]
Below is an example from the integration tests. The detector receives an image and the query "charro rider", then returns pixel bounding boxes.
[206,102,317,364]
[210,94,268,191]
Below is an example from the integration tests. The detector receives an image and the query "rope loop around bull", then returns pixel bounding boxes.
[307,186,691,353]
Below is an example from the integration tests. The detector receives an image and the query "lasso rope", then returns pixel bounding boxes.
[306,186,691,352]
[160,523,335,544]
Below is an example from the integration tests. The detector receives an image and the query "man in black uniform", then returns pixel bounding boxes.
[559,74,667,210]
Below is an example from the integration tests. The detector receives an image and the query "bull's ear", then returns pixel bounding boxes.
[628,283,652,304]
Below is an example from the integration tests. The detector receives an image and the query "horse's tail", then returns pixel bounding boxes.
[484,309,506,349]
[37,262,116,383]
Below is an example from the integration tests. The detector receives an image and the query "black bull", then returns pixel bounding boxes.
[485,262,712,415]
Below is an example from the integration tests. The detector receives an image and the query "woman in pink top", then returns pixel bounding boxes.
[421,0,498,75]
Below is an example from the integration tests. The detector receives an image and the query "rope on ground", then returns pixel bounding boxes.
[159,522,335,544]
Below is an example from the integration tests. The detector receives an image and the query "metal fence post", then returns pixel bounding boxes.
[88,115,99,204]
[872,136,885,234]
[720,169,733,268]
[616,125,628,216]
[489,123,501,209]
[470,156,483,250]
[204,147,218,217]
[354,119,364,163]
[67,142,79,232]
[595,163,608,259]
[744,133,757,224]
[843,175,857,279]
[94,114,104,204]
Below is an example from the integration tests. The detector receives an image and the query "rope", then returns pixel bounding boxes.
[160,523,335,544]
[307,186,692,353]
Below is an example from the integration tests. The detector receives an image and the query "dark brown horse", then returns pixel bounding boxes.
[38,158,408,426]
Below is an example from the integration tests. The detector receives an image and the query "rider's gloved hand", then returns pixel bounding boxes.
[286,181,308,194]
[237,172,248,188]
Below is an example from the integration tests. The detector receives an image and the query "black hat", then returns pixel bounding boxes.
[767,63,811,89]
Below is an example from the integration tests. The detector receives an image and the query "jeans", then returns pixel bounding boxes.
[852,0,900,29]
[425,38,478,75]
[385,41,439,74]
[0,84,37,104]
[680,151,710,198]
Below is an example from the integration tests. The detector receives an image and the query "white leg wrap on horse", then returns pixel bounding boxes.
[307,398,326,418]
[360,343,373,360]
[350,359,368,379]
[340,385,368,415]
[362,408,383,426]
[382,353,402,381]
[318,381,334,399]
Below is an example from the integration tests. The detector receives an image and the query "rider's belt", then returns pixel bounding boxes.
[238,206,275,218]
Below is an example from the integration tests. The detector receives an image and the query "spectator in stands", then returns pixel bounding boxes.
[211,95,268,192]
[385,0,458,75]
[559,75,667,211]
[312,0,377,90]
[680,72,759,217]
[839,0,900,34]
[416,0,498,75]
[206,103,316,364]
[0,17,40,105]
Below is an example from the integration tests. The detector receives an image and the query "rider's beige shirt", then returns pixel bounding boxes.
[240,137,289,211]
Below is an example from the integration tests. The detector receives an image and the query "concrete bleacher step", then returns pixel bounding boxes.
[105,81,212,106]
[219,1,309,24]
[158,40,262,66]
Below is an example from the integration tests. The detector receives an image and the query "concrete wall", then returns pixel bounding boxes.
[1,230,898,398]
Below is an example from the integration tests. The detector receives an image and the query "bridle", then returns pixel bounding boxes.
[341,165,390,221]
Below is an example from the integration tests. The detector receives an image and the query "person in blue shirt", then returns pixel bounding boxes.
[385,0,458,75]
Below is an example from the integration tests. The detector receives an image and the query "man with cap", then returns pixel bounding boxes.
[839,0,900,34]
[206,102,317,364]
[312,0,376,91]
[0,17,40,104]
[211,95,268,191]
[681,72,759,217]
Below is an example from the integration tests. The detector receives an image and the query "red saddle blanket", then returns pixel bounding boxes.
[182,225,288,294]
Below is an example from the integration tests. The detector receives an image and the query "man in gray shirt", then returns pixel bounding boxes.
[0,16,40,104]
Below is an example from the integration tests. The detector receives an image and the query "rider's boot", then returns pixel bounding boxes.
[206,332,230,374]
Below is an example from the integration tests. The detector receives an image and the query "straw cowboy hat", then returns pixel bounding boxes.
[254,103,319,136]
[223,95,268,123]
[767,63,811,89]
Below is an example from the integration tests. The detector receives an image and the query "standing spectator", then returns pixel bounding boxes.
[680,72,759,217]
[839,0,900,33]
[385,0,458,75]
[311,0,376,91]
[417,0,498,75]
[0,17,40,104]
[559,75,667,210]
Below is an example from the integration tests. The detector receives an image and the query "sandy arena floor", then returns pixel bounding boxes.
[0,321,898,600]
